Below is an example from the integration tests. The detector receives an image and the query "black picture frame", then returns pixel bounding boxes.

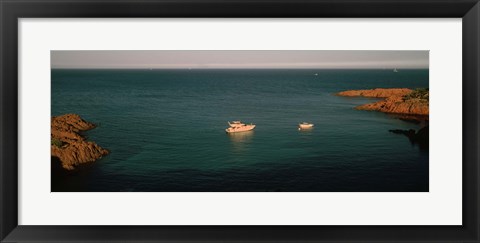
[1,0,479,242]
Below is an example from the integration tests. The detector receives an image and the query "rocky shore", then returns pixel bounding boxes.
[337,88,429,117]
[51,114,109,170]
[389,126,429,150]
[338,88,429,149]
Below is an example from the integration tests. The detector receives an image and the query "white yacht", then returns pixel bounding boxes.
[226,121,256,133]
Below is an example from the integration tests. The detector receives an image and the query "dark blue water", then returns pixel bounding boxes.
[51,69,429,192]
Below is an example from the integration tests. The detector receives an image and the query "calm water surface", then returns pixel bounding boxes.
[51,69,429,192]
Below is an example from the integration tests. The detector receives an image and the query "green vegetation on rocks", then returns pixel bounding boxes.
[404,88,429,102]
[51,138,63,147]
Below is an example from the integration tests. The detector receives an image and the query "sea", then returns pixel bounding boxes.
[51,69,429,192]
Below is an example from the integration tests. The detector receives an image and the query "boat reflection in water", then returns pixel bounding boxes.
[227,130,254,154]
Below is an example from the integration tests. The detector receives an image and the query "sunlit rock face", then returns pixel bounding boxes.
[51,114,109,170]
[337,88,429,116]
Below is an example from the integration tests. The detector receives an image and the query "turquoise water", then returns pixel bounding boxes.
[51,69,429,192]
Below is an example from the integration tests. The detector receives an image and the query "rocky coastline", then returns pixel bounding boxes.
[337,88,429,117]
[337,88,429,149]
[51,114,109,170]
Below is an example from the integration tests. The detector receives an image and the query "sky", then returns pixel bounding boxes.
[51,50,429,69]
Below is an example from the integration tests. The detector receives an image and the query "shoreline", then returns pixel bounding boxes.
[337,88,429,149]
[337,88,429,119]
[51,114,109,170]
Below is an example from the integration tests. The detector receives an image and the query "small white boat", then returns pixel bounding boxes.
[226,121,256,133]
[393,68,398,73]
[298,122,314,129]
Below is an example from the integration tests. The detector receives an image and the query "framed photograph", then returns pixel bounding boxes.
[1,0,479,242]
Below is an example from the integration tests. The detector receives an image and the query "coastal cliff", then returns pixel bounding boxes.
[51,114,109,170]
[337,88,429,116]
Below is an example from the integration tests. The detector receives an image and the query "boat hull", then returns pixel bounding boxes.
[298,124,314,129]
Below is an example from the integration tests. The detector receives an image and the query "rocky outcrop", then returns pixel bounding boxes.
[337,88,429,116]
[389,126,429,150]
[51,114,109,170]
[337,88,412,98]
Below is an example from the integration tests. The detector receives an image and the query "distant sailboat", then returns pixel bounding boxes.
[393,68,398,72]
[314,73,318,76]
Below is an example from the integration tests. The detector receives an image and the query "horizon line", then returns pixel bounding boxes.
[51,67,429,70]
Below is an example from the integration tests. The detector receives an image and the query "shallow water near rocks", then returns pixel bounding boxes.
[51,69,428,192]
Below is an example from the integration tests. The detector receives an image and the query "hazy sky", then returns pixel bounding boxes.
[51,50,428,69]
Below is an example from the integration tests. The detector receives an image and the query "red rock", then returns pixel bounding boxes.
[51,114,109,170]
[337,88,429,116]
[337,88,413,98]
